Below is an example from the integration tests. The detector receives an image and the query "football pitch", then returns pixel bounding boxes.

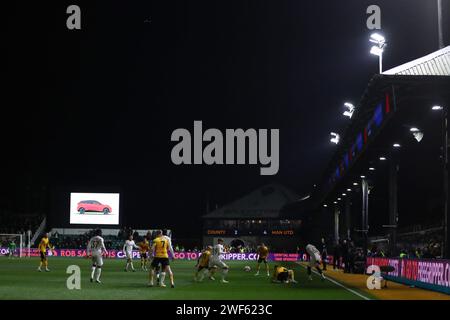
[0,257,374,300]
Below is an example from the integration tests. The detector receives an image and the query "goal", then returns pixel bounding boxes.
[0,234,25,258]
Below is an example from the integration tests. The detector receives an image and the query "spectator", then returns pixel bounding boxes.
[321,237,328,271]
[346,241,355,274]
[333,240,341,270]
[342,239,349,273]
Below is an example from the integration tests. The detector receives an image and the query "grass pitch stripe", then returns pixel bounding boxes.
[297,262,371,301]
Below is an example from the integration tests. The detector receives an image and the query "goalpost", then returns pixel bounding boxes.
[0,234,25,258]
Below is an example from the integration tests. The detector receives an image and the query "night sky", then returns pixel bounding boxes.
[4,1,448,236]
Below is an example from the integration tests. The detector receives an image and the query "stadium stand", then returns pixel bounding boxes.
[0,211,43,235]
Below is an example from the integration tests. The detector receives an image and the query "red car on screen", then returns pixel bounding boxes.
[77,200,112,215]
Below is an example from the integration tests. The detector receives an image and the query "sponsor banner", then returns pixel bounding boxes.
[0,248,12,256]
[367,257,450,294]
[0,248,305,262]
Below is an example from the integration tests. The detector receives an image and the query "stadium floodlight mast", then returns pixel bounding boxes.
[330,132,340,144]
[369,33,386,73]
[343,102,355,118]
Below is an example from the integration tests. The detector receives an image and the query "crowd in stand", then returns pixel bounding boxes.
[395,241,443,259]
[395,232,444,259]
[366,234,444,260]
[327,239,366,274]
[0,212,43,235]
[1,214,445,263]
[47,228,201,252]
[50,229,134,250]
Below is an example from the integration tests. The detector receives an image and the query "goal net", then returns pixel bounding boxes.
[0,234,25,258]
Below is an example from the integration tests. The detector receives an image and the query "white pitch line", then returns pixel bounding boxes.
[296,262,371,300]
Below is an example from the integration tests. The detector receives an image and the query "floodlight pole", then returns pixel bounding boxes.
[344,196,351,240]
[437,0,444,49]
[361,177,369,260]
[379,51,383,74]
[443,106,449,258]
[334,206,340,245]
[388,156,399,255]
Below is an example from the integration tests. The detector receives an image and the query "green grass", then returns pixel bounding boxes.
[0,257,373,300]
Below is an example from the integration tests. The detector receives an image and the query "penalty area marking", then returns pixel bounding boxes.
[296,262,371,300]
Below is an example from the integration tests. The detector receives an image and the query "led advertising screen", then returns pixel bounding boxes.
[69,192,120,225]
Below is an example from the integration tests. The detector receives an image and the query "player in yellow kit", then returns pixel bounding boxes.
[255,243,270,276]
[194,246,216,282]
[139,237,150,271]
[272,265,297,284]
[37,233,54,272]
[148,230,175,288]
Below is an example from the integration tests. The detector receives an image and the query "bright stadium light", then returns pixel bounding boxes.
[347,188,352,192]
[370,33,386,44]
[337,198,342,201]
[393,143,401,148]
[342,193,347,196]
[353,182,358,186]
[369,33,386,73]
[334,201,338,204]
[413,131,424,143]
[360,175,366,178]
[410,127,420,132]
[330,132,340,144]
[323,204,328,208]
[369,167,375,171]
[432,105,443,110]
[370,46,383,56]
[343,102,355,118]
[379,157,387,161]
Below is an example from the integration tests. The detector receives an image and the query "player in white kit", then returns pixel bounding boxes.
[208,238,229,283]
[305,244,325,281]
[87,229,108,283]
[123,235,140,272]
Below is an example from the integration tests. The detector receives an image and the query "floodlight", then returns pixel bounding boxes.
[370,33,385,44]
[330,132,340,144]
[370,46,383,56]
[413,132,424,142]
[343,102,355,118]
